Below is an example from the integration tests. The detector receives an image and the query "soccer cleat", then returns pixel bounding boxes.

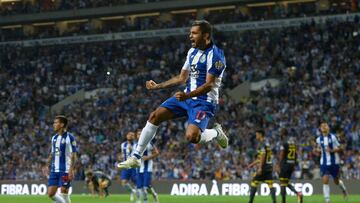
[343,190,349,202]
[117,157,141,169]
[214,123,228,148]
[296,192,303,203]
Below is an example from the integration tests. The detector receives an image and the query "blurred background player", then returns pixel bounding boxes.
[134,129,160,203]
[44,115,77,203]
[278,128,303,203]
[119,131,137,201]
[314,122,348,203]
[85,170,111,197]
[247,129,276,203]
[118,20,228,170]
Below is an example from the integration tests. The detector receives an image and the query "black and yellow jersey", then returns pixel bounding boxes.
[256,141,273,171]
[280,137,297,165]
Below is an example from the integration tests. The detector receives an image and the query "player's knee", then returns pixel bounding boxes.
[149,111,161,125]
[185,132,200,143]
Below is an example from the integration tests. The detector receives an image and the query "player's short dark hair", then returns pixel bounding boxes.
[192,20,212,39]
[255,129,265,136]
[55,115,68,128]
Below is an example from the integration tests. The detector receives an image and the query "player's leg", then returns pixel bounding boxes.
[265,180,276,203]
[249,179,259,203]
[332,165,348,201]
[322,174,331,203]
[144,172,159,203]
[136,172,144,203]
[187,104,228,147]
[280,177,288,203]
[100,180,111,197]
[60,172,72,203]
[48,172,66,203]
[121,170,136,201]
[119,97,183,169]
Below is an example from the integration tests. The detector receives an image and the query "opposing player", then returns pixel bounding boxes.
[85,170,112,197]
[118,20,228,169]
[44,115,77,203]
[134,130,160,203]
[314,122,348,203]
[278,128,303,203]
[118,131,137,201]
[247,129,276,203]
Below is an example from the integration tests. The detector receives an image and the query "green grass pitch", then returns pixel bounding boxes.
[0,194,358,203]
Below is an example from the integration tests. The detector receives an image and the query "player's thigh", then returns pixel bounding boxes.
[187,102,215,132]
[144,172,152,187]
[47,172,59,196]
[136,173,144,189]
[157,97,187,121]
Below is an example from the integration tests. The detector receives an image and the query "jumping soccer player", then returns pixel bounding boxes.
[118,20,228,169]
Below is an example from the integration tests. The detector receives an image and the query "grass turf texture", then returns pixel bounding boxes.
[0,194,358,203]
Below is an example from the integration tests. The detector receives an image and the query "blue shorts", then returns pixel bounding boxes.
[320,165,340,178]
[121,168,136,183]
[137,172,152,188]
[48,172,71,188]
[160,97,216,132]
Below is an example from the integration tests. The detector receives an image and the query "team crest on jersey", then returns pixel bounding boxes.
[72,141,76,146]
[214,60,224,69]
[200,55,206,63]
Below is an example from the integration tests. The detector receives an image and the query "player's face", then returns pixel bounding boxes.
[126,132,135,141]
[320,123,330,135]
[255,132,262,141]
[136,130,141,139]
[189,26,207,48]
[53,119,63,132]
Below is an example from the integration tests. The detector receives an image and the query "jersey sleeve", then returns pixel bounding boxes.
[332,135,340,148]
[207,49,226,77]
[69,134,78,153]
[182,48,193,71]
[316,137,320,146]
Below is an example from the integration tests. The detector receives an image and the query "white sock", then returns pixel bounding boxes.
[60,193,71,203]
[323,184,330,202]
[142,188,148,202]
[51,194,66,203]
[338,180,347,192]
[146,186,158,200]
[134,121,159,157]
[136,188,142,202]
[124,183,134,193]
[199,129,218,143]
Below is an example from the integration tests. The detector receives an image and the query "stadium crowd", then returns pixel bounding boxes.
[1,1,357,42]
[0,16,360,181]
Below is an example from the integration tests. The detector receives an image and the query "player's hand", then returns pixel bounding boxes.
[42,166,49,176]
[175,91,190,101]
[68,169,74,181]
[146,80,160,90]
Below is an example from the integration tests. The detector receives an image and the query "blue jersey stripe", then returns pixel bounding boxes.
[143,149,149,172]
[329,136,335,165]
[320,136,327,165]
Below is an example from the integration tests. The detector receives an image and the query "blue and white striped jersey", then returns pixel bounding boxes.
[50,132,77,173]
[120,141,135,161]
[139,143,155,173]
[182,43,226,104]
[316,134,341,166]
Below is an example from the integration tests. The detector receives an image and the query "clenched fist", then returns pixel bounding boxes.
[146,80,159,90]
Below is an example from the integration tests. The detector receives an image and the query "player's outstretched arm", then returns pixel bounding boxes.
[143,146,160,161]
[175,73,215,101]
[146,69,188,90]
